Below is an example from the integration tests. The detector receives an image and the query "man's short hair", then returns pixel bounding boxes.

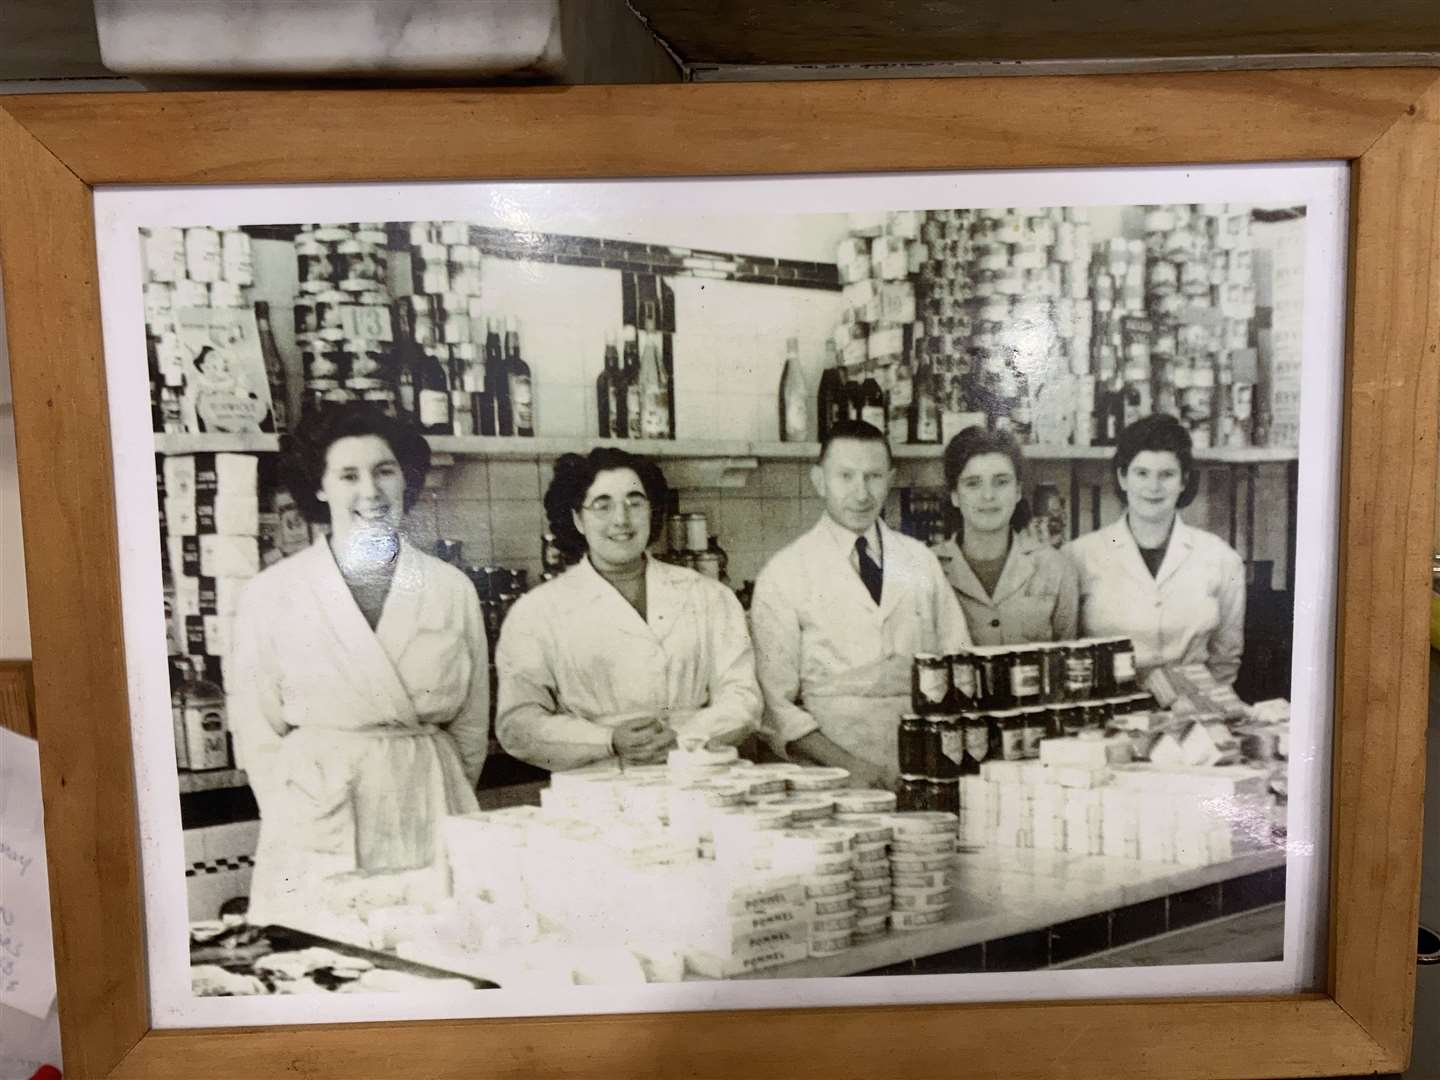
[818,419,892,465]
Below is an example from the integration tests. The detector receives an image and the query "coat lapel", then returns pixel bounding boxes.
[876,521,911,622]
[1105,517,1158,591]
[568,554,657,643]
[935,536,988,604]
[989,539,1040,605]
[645,559,689,645]
[1154,516,1198,588]
[304,537,419,727]
[805,519,880,616]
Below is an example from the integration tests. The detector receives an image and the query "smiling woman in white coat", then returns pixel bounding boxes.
[227,405,489,928]
[1065,414,1246,687]
[495,448,760,772]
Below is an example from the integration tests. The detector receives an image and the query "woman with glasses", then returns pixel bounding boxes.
[495,447,761,770]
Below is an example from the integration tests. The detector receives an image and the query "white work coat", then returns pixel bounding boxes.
[227,537,488,926]
[932,534,1080,646]
[494,555,761,771]
[1065,515,1246,686]
[750,516,972,768]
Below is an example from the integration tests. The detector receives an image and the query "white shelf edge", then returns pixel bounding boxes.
[153,432,1297,465]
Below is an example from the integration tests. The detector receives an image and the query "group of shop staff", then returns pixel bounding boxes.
[228,404,1245,924]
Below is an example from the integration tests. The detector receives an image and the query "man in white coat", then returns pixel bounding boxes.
[750,420,972,789]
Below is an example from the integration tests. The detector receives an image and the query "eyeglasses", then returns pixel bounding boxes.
[580,492,651,517]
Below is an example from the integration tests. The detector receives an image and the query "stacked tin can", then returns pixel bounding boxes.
[903,639,1151,826]
[1090,205,1258,449]
[292,222,396,417]
[912,207,1095,444]
[831,791,899,944]
[885,812,958,931]
[400,221,489,435]
[832,210,924,444]
[141,225,256,434]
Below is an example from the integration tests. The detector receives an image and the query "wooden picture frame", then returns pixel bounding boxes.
[0,68,1436,1079]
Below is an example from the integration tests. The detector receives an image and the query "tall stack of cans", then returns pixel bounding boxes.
[833,211,925,444]
[291,222,397,418]
[141,225,256,434]
[1090,205,1258,450]
[913,207,1095,445]
[832,791,898,945]
[902,638,1150,816]
[885,812,957,931]
[400,221,490,435]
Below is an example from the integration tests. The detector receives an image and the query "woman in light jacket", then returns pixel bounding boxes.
[228,404,489,927]
[931,426,1079,646]
[495,447,760,772]
[1065,414,1246,686]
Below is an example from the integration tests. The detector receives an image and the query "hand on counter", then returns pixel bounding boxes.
[849,761,900,792]
[612,717,677,765]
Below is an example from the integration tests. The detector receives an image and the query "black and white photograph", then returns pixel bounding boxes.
[92,164,1344,1027]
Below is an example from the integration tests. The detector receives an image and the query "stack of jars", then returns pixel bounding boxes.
[898,637,1151,813]
[292,222,397,417]
[656,510,728,583]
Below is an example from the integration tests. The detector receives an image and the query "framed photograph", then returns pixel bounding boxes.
[1,69,1436,1078]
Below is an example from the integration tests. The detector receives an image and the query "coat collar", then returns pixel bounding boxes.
[806,515,906,618]
[935,533,1041,605]
[298,536,421,726]
[564,553,688,644]
[1100,514,1198,589]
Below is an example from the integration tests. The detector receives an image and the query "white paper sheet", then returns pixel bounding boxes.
[0,727,57,1021]
[0,998,61,1080]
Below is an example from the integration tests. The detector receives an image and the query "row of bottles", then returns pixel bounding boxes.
[781,339,945,446]
[392,306,534,437]
[594,300,673,439]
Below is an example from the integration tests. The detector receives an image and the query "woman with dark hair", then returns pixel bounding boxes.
[1065,414,1245,685]
[931,426,1078,645]
[227,403,489,927]
[495,447,760,771]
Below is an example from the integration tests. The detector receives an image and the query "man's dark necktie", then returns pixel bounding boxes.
[855,535,883,605]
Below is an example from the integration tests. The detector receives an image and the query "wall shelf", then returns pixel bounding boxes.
[154,432,1297,466]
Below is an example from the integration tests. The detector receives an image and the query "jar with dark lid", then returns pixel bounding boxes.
[1037,644,1067,704]
[1063,640,1097,701]
[961,713,991,774]
[1083,700,1114,730]
[1060,704,1088,737]
[1044,704,1067,739]
[912,654,951,714]
[1008,646,1043,704]
[1019,707,1048,759]
[896,775,929,813]
[1110,637,1139,692]
[995,709,1027,761]
[927,715,962,779]
[897,714,930,775]
[922,778,960,816]
[946,652,980,710]
[972,646,1013,710]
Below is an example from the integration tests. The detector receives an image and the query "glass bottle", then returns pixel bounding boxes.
[597,331,620,437]
[816,341,847,441]
[779,337,809,442]
[505,317,534,437]
[638,301,670,440]
[252,301,288,434]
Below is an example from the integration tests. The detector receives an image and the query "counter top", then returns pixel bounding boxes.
[735,845,1286,980]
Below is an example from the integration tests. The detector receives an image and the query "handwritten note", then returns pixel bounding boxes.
[0,726,57,1020]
